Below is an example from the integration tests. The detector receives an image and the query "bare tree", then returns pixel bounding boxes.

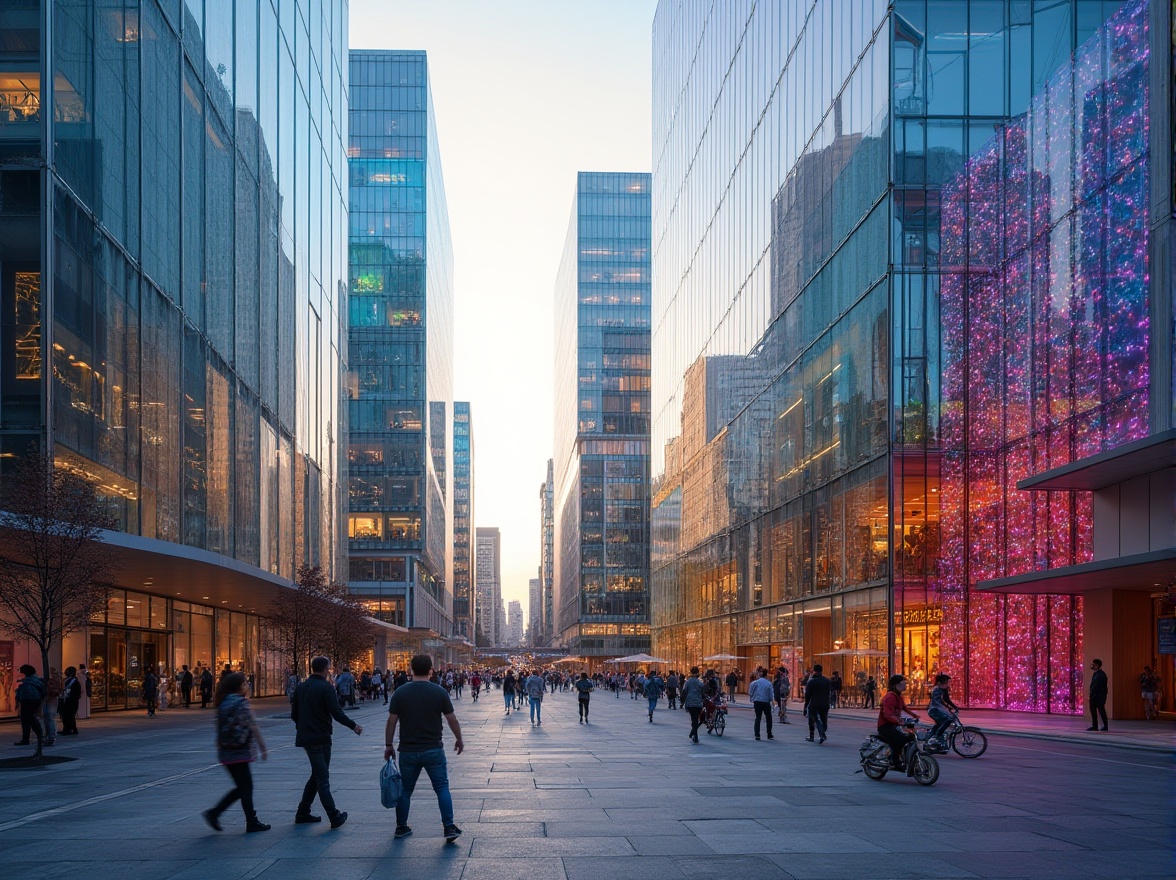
[264,564,329,679]
[0,453,118,702]
[316,580,375,672]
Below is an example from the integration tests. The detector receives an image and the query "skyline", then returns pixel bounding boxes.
[349,0,658,620]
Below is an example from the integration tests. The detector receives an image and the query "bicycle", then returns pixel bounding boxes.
[916,712,988,758]
[859,727,940,786]
[702,695,727,737]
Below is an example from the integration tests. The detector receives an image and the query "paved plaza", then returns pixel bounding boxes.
[0,688,1172,880]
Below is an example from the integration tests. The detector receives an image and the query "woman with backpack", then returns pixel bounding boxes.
[203,672,270,833]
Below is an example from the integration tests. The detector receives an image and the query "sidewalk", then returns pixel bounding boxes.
[724,699,1173,753]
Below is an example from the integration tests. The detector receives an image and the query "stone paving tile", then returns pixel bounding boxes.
[563,855,689,880]
[766,853,980,879]
[626,834,717,855]
[675,854,796,880]
[469,835,636,857]
[461,857,568,880]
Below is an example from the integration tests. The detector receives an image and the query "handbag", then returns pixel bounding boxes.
[379,757,403,808]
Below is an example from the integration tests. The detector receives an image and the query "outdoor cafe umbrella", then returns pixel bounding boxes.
[815,648,888,656]
[702,653,746,661]
[608,653,670,664]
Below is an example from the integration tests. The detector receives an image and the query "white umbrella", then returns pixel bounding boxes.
[608,653,670,664]
[703,653,746,661]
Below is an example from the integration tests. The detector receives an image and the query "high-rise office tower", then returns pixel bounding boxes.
[527,577,542,645]
[0,0,349,709]
[346,50,454,636]
[538,458,554,646]
[475,527,501,646]
[451,402,475,641]
[553,172,652,660]
[650,0,1172,715]
[508,600,523,648]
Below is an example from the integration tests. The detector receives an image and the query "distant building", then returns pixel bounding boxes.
[527,577,542,645]
[508,600,524,648]
[452,403,475,641]
[539,460,555,646]
[553,172,652,660]
[475,527,501,646]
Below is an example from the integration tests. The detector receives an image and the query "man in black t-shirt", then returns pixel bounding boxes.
[385,654,464,843]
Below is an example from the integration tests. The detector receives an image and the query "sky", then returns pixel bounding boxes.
[349,1,659,619]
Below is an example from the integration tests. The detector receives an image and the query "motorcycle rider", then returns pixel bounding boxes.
[877,674,919,770]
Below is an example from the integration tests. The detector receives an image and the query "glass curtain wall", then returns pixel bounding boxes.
[553,172,652,658]
[452,401,474,640]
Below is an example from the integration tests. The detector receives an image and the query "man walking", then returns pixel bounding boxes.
[574,672,594,722]
[59,667,82,736]
[384,654,464,843]
[681,667,705,743]
[749,670,774,740]
[143,666,159,717]
[803,663,831,743]
[502,669,516,716]
[774,667,791,723]
[335,665,356,708]
[644,669,664,722]
[200,666,214,708]
[725,669,739,702]
[12,664,45,749]
[525,669,545,726]
[1087,658,1109,732]
[291,656,364,829]
[180,664,193,708]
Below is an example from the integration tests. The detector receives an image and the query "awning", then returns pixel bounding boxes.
[975,547,1176,595]
[1015,428,1176,491]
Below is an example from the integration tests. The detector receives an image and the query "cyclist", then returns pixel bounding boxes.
[877,674,919,770]
[927,673,960,751]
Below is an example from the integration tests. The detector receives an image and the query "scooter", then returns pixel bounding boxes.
[859,726,940,786]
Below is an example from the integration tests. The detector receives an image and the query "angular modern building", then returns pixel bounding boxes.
[650,0,1172,715]
[538,458,554,646]
[451,401,475,641]
[553,172,652,660]
[346,50,455,641]
[474,526,500,646]
[527,576,541,644]
[507,599,523,648]
[0,0,349,713]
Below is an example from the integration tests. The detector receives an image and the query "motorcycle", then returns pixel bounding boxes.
[859,726,940,786]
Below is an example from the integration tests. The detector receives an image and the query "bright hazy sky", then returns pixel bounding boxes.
[349,1,659,619]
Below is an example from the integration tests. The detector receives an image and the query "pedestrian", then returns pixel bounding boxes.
[221,663,233,681]
[830,670,842,708]
[43,667,62,745]
[1087,658,1109,732]
[290,655,364,829]
[200,667,214,708]
[725,669,739,702]
[336,665,356,708]
[143,666,159,716]
[774,667,791,723]
[158,669,169,711]
[1139,666,1161,721]
[574,671,594,722]
[525,669,545,725]
[665,670,680,709]
[285,667,299,702]
[681,666,705,743]
[644,669,664,722]
[749,669,774,740]
[180,664,193,708]
[203,671,271,833]
[12,664,46,748]
[803,663,831,743]
[77,663,91,719]
[384,654,464,843]
[864,675,877,709]
[502,669,516,716]
[59,667,82,735]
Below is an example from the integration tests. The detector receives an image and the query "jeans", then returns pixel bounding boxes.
[530,699,542,723]
[753,701,773,738]
[687,706,702,740]
[397,748,453,827]
[212,761,256,821]
[877,724,912,769]
[59,703,78,735]
[807,705,828,739]
[42,697,58,740]
[299,742,338,816]
[18,700,43,745]
[647,696,658,716]
[504,692,513,711]
[929,709,952,739]
[578,698,589,720]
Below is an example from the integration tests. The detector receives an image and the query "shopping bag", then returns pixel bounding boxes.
[380,757,403,808]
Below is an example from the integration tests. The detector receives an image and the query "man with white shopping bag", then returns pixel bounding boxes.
[384,654,464,843]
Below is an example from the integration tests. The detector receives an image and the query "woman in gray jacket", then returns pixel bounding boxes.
[681,667,706,743]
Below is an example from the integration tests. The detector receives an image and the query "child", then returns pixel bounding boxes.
[927,673,959,751]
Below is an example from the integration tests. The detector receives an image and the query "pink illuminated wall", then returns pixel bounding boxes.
[938,0,1150,713]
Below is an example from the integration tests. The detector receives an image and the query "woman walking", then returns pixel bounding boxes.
[204,672,271,833]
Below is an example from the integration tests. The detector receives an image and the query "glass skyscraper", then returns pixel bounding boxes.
[452,400,474,641]
[650,0,1170,713]
[475,526,500,646]
[0,0,349,711]
[553,172,652,659]
[538,457,554,647]
[346,50,454,638]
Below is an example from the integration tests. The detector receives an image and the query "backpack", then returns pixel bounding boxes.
[217,696,253,751]
[16,677,45,703]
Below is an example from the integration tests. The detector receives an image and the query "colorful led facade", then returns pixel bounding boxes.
[937,0,1152,711]
[554,172,652,658]
[346,51,454,635]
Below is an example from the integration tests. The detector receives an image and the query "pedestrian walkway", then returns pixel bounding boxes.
[0,687,1171,879]
[725,700,1174,753]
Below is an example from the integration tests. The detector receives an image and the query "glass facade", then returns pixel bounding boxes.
[346,50,454,636]
[650,0,1151,710]
[554,171,652,658]
[452,400,474,640]
[475,526,500,646]
[538,457,554,646]
[0,1,348,708]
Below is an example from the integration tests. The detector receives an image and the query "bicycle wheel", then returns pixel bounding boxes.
[714,713,725,736]
[912,753,940,786]
[951,727,988,758]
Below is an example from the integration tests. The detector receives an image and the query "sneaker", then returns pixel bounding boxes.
[329,811,348,829]
[394,825,413,839]
[767,735,774,740]
[1086,726,1098,731]
[294,812,322,824]
[755,735,761,740]
[202,809,222,832]
[246,820,272,833]
[805,736,814,742]
[819,735,826,744]
[444,824,462,843]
